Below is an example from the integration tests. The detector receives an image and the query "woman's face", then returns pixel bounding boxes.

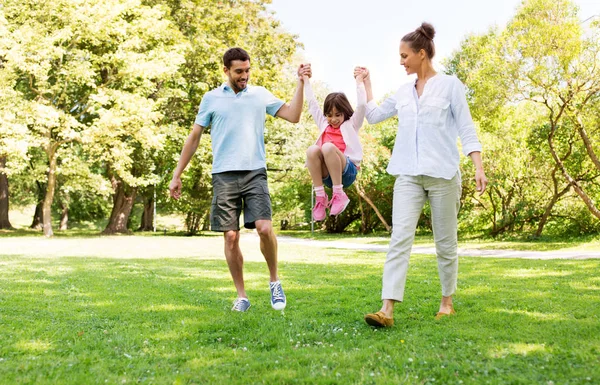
[399,41,423,75]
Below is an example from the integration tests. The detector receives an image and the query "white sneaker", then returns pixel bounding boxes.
[269,281,286,310]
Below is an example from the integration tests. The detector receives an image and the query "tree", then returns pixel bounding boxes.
[2,0,188,235]
[500,0,600,220]
[0,22,30,229]
[150,0,302,232]
[445,0,600,236]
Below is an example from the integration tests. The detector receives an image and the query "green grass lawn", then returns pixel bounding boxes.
[1,236,599,384]
[278,230,600,252]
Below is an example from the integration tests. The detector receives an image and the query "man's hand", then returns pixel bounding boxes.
[298,63,312,80]
[169,177,182,200]
[354,66,369,81]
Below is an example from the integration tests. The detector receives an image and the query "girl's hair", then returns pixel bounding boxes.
[323,92,354,120]
[401,22,436,59]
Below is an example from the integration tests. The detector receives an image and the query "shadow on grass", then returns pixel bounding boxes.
[0,228,223,238]
[0,255,598,384]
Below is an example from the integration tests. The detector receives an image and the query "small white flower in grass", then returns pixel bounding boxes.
[242,347,247,352]
[124,353,132,359]
[408,358,413,362]
[370,372,375,377]
[330,344,333,347]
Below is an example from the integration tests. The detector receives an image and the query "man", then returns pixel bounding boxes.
[169,47,311,312]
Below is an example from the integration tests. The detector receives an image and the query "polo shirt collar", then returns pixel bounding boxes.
[222,82,249,94]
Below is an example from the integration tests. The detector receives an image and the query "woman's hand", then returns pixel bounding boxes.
[475,167,487,195]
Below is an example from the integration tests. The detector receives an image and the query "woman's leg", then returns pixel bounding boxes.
[425,173,461,315]
[365,176,426,326]
[380,175,427,312]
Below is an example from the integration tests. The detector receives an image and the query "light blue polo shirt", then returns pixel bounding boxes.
[194,83,284,174]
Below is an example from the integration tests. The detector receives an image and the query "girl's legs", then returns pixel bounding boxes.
[306,145,329,186]
[321,143,349,216]
[306,145,330,221]
[321,142,346,185]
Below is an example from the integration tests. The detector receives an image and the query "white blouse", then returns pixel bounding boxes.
[366,73,482,179]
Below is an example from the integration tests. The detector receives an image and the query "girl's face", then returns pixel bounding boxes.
[399,41,424,75]
[325,107,344,128]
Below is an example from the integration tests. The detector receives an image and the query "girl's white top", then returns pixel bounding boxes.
[365,73,482,179]
[304,80,367,167]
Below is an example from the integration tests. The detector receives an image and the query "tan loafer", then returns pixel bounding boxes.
[434,308,457,320]
[364,311,394,327]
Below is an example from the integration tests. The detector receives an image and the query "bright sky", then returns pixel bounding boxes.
[268,0,599,103]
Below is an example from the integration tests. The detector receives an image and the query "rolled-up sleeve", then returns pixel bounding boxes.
[451,78,482,156]
[365,96,397,125]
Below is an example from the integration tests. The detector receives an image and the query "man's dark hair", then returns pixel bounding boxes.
[323,93,354,120]
[223,47,251,68]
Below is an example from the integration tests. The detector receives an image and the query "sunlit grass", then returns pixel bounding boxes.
[278,230,600,252]
[0,236,599,384]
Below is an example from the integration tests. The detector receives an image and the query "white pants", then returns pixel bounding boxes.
[382,173,462,301]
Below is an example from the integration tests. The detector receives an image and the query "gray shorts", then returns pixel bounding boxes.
[210,168,272,231]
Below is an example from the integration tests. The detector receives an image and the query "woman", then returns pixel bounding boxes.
[358,22,488,327]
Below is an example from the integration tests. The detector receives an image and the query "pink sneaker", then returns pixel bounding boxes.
[312,194,329,221]
[329,191,350,216]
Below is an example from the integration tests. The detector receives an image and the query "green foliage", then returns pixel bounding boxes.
[446,0,600,237]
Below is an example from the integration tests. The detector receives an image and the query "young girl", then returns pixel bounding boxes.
[303,69,367,221]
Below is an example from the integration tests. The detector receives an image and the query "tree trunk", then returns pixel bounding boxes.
[356,189,367,234]
[138,192,154,232]
[103,177,137,234]
[354,181,391,232]
[0,156,13,230]
[185,211,201,235]
[535,168,571,237]
[59,203,69,231]
[201,210,210,231]
[42,148,58,237]
[30,201,43,229]
[548,124,600,219]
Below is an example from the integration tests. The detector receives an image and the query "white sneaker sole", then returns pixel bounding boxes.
[271,301,286,311]
[330,198,350,216]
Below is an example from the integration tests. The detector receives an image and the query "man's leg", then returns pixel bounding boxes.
[211,171,247,310]
[223,230,247,299]
[242,169,286,310]
[255,219,278,282]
